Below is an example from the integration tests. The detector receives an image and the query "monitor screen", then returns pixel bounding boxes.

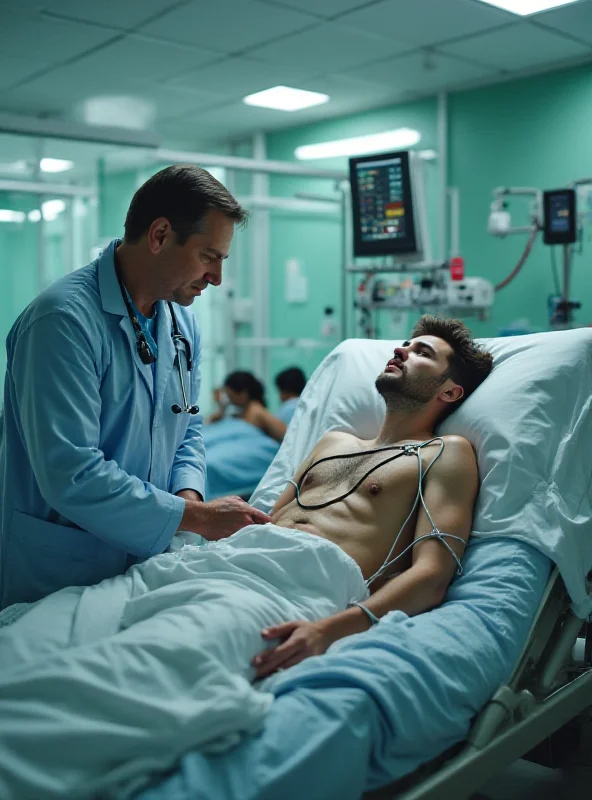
[543,189,576,245]
[349,150,418,257]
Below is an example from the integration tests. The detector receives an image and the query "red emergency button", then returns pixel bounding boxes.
[450,257,465,281]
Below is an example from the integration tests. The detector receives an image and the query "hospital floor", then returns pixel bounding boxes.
[472,711,592,799]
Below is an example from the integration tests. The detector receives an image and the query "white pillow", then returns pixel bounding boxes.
[251,329,592,616]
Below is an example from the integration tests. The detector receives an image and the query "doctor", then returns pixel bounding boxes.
[0,164,269,609]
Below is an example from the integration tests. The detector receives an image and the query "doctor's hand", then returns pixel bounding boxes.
[252,620,331,679]
[180,496,271,541]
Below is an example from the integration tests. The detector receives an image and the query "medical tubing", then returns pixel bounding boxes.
[367,532,466,587]
[365,438,448,586]
[494,228,539,292]
[289,437,463,586]
[347,601,380,626]
[291,443,433,510]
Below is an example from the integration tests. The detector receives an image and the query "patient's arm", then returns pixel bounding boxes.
[249,406,288,442]
[254,436,479,677]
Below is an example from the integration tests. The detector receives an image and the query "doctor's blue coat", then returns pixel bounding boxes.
[0,240,206,608]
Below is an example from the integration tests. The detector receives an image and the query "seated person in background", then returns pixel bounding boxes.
[274,366,306,425]
[253,315,493,677]
[208,371,287,442]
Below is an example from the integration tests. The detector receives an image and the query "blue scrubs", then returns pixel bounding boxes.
[0,240,206,608]
[277,397,299,425]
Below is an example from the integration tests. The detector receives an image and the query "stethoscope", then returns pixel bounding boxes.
[116,269,200,415]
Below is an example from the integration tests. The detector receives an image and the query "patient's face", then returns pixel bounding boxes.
[375,335,453,410]
[225,386,248,408]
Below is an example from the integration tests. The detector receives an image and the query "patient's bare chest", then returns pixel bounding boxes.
[299,448,419,504]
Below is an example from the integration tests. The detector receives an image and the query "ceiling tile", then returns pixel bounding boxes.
[41,0,180,30]
[349,50,497,93]
[160,101,286,140]
[535,0,592,47]
[0,62,219,124]
[257,0,370,18]
[255,21,411,72]
[440,21,592,71]
[0,56,53,91]
[339,0,516,47]
[137,0,317,53]
[296,72,408,112]
[0,11,118,62]
[149,84,225,119]
[0,70,136,119]
[70,35,224,83]
[170,56,319,99]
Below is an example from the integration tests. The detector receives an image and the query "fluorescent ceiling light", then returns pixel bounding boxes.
[28,209,41,223]
[295,128,422,160]
[79,96,156,130]
[0,160,29,175]
[40,158,74,173]
[42,199,66,221]
[0,209,26,223]
[477,0,580,15]
[243,85,329,112]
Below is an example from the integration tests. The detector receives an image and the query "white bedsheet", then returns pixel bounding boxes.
[251,330,592,616]
[0,525,367,800]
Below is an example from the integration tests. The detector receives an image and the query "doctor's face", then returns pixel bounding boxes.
[156,208,235,307]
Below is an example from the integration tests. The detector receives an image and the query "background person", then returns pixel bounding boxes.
[208,371,287,443]
[274,366,306,425]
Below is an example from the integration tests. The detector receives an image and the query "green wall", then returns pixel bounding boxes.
[265,97,440,391]
[0,193,39,382]
[449,62,592,337]
[265,60,592,378]
[0,193,91,384]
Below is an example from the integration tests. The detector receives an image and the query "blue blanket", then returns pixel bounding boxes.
[204,419,279,499]
[138,537,550,800]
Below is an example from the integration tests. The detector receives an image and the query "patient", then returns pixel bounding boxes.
[274,366,307,425]
[252,315,493,677]
[208,370,288,442]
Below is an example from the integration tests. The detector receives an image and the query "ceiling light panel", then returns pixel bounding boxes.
[40,158,74,173]
[243,86,329,112]
[295,129,422,160]
[476,0,580,15]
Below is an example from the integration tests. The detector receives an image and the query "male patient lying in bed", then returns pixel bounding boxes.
[253,315,493,676]
[0,316,493,799]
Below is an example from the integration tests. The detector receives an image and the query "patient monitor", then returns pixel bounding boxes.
[349,150,424,260]
[543,188,577,246]
[347,150,494,329]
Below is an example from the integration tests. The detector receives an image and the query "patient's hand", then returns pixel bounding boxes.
[252,620,330,678]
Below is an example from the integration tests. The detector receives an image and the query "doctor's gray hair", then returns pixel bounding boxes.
[124,164,248,244]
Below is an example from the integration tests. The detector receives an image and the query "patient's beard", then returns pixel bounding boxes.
[375,371,448,413]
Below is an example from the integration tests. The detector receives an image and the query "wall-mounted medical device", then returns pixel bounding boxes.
[357,275,494,317]
[349,150,421,258]
[543,188,577,246]
[487,181,591,328]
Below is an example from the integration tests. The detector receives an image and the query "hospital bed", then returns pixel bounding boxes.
[1,330,591,799]
[138,328,592,800]
[369,567,592,799]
